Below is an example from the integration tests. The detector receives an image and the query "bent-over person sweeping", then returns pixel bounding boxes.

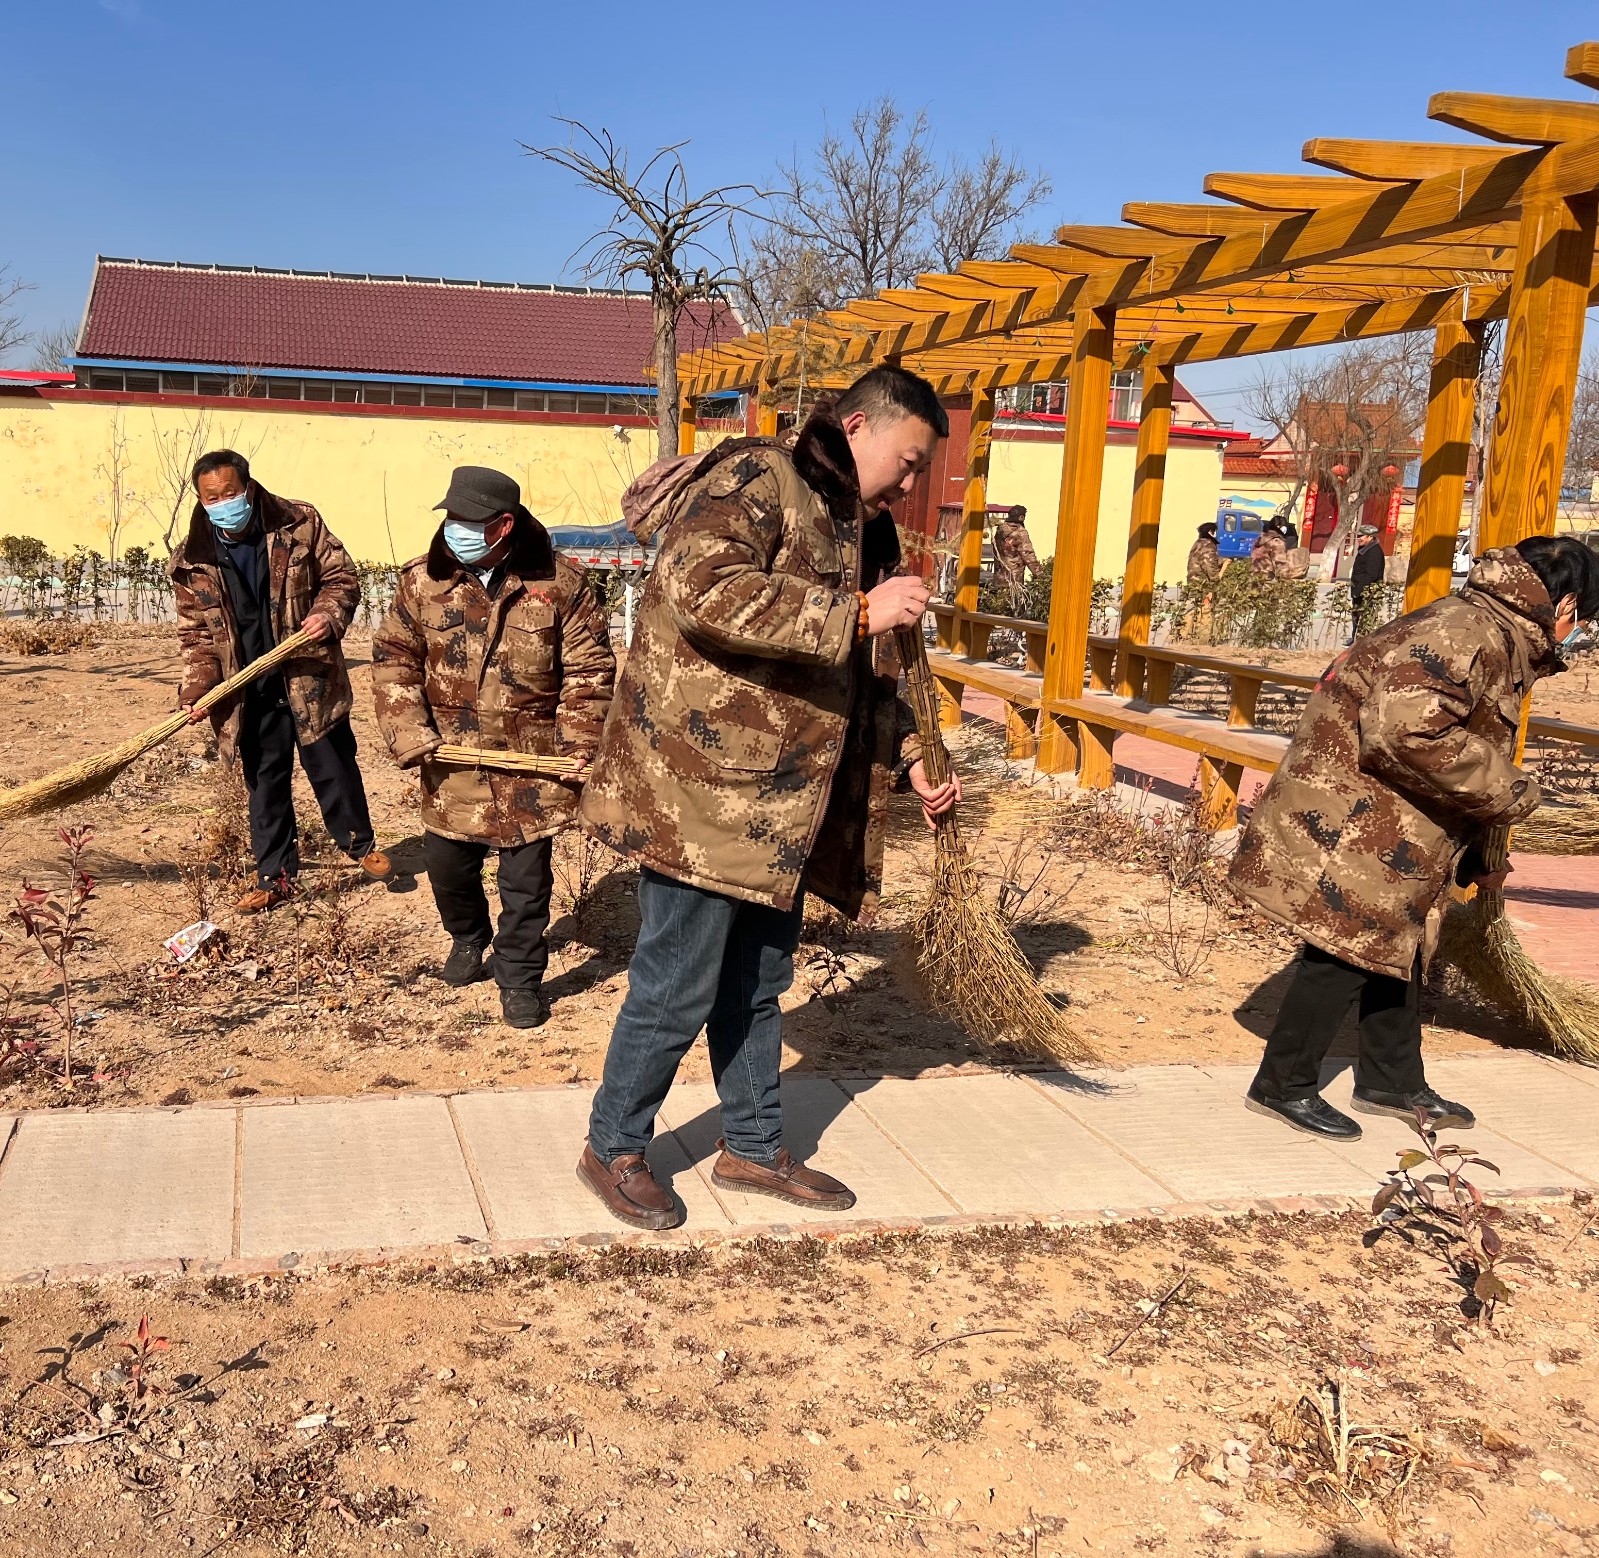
[576,365,961,1230]
[1230,537,1599,1141]
[371,466,616,1029]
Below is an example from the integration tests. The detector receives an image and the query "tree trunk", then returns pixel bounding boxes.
[654,295,679,464]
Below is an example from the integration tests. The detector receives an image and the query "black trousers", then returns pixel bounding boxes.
[238,695,375,888]
[1253,943,1426,1102]
[424,832,554,992]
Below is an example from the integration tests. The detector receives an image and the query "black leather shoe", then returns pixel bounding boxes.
[1245,1086,1362,1140]
[500,987,550,1029]
[440,936,489,987]
[1351,1085,1474,1130]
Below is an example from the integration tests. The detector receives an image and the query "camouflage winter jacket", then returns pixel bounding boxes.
[170,486,360,765]
[370,515,616,848]
[1229,548,1556,979]
[578,405,920,918]
[1250,531,1289,578]
[993,520,1041,582]
[1186,536,1222,584]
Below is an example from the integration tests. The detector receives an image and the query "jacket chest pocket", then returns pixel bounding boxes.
[502,602,559,689]
[780,514,845,586]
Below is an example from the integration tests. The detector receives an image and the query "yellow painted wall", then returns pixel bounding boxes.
[0,395,657,562]
[987,431,1226,583]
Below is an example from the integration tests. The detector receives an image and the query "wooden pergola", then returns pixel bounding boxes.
[675,40,1599,790]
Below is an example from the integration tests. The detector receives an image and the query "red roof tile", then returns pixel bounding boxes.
[77,259,742,387]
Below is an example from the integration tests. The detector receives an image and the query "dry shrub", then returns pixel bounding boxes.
[0,619,97,656]
[1263,1377,1423,1521]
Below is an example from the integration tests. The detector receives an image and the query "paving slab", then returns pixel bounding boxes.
[451,1088,729,1236]
[1048,1065,1377,1201]
[1310,1066,1581,1194]
[660,1078,951,1225]
[1419,1055,1599,1186]
[0,1108,233,1269]
[240,1096,485,1256]
[847,1074,1170,1213]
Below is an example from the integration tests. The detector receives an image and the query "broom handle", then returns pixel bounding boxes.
[190,626,319,717]
[893,621,952,788]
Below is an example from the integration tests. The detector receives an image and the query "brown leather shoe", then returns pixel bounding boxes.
[711,1141,856,1211]
[356,849,393,882]
[577,1143,682,1231]
[234,884,290,915]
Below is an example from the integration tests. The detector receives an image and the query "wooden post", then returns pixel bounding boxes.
[1114,362,1173,697]
[757,402,780,438]
[1403,319,1484,613]
[952,387,995,657]
[1037,306,1115,774]
[677,395,697,457]
[1479,194,1598,550]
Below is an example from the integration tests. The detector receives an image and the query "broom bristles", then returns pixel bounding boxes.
[891,622,1095,1066]
[1439,821,1599,1063]
[1513,799,1599,857]
[432,745,584,777]
[0,627,317,824]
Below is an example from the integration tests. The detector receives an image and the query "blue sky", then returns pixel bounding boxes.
[4,0,1597,418]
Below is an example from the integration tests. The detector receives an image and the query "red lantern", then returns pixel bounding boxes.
[1381,463,1399,478]
[1330,463,1350,480]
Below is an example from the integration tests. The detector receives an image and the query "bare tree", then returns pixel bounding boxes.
[523,122,759,460]
[1245,336,1429,576]
[1564,346,1599,509]
[752,100,1051,323]
[29,319,79,372]
[0,265,32,363]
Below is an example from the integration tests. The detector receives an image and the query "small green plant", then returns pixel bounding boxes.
[1370,1111,1535,1328]
[11,825,97,1088]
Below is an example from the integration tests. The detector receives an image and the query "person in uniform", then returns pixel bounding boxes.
[1231,537,1599,1139]
[371,466,615,1028]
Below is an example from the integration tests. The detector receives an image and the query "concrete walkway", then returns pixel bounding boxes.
[1,1051,1596,1282]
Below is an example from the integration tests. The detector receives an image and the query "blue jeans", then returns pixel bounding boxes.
[587,869,805,1164]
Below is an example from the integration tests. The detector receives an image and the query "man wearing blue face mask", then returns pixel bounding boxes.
[171,449,390,912]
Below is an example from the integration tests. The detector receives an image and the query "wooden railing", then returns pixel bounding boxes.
[924,602,1599,828]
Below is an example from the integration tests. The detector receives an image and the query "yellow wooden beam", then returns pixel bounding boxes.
[1480,192,1599,548]
[1304,138,1510,180]
[1038,307,1116,773]
[1115,363,1173,698]
[1203,172,1398,209]
[1405,319,1484,611]
[1568,41,1599,91]
[953,389,995,655]
[677,395,697,456]
[1429,91,1599,145]
[1052,225,1209,258]
[1123,203,1294,237]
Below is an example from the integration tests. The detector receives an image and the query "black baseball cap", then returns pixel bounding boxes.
[434,465,520,522]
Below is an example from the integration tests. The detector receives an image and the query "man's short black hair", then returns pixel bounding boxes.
[192,449,251,488]
[1006,504,1027,523]
[1198,522,1217,540]
[1516,534,1599,618]
[835,365,949,439]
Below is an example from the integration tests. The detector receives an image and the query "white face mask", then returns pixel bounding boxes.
[445,517,493,565]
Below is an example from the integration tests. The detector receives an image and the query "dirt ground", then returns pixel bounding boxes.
[0,628,1533,1110]
[1,1202,1597,1557]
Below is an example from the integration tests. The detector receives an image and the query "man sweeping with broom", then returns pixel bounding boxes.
[1231,537,1599,1141]
[576,365,959,1230]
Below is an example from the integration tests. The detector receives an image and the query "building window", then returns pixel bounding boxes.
[485,388,515,409]
[88,369,125,391]
[515,391,546,412]
[608,393,650,417]
[422,387,454,408]
[392,385,422,406]
[575,393,607,414]
[453,388,484,410]
[161,372,196,394]
[362,384,392,405]
[124,371,160,393]
[303,381,333,401]
[332,383,359,402]
[546,392,578,413]
[197,374,229,396]
[267,380,302,401]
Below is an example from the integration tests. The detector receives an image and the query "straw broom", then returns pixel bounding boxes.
[1438,820,1599,1062]
[893,624,1095,1064]
[432,746,585,779]
[0,627,318,823]
[1511,797,1599,857]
